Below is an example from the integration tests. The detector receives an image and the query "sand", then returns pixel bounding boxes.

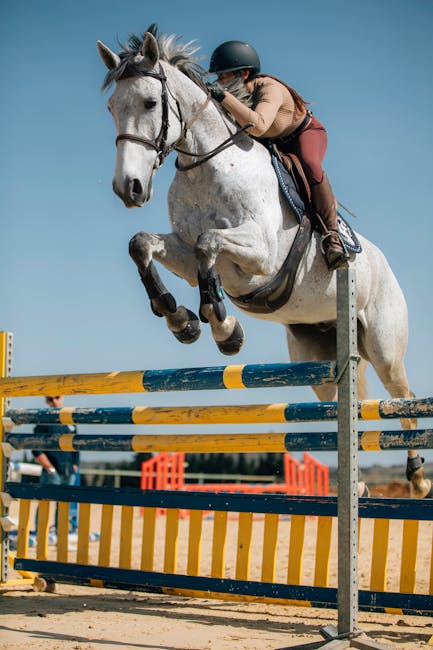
[1,500,432,649]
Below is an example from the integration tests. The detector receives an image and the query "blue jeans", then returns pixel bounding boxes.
[36,471,80,533]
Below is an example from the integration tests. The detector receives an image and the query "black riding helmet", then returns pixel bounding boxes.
[209,41,261,76]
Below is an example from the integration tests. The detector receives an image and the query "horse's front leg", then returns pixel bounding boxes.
[195,222,275,355]
[129,231,201,344]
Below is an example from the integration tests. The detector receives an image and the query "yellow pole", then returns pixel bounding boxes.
[0,332,13,583]
[0,370,146,397]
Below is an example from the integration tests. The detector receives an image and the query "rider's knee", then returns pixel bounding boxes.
[303,161,323,185]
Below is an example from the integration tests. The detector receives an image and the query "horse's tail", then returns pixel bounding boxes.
[357,357,368,400]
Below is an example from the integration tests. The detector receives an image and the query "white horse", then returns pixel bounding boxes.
[97,27,431,498]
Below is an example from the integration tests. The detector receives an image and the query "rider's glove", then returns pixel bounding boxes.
[206,82,226,103]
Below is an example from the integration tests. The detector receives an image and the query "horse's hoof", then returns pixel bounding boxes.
[409,477,433,499]
[406,455,433,498]
[358,481,369,497]
[217,320,245,356]
[423,481,433,498]
[406,455,424,481]
[172,309,201,344]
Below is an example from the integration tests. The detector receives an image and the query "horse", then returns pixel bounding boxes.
[97,26,431,498]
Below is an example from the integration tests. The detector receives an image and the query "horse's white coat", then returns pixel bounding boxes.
[98,34,430,496]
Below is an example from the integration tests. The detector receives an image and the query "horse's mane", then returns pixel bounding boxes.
[101,23,207,92]
[101,23,261,111]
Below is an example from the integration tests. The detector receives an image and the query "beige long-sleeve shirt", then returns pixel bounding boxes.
[221,75,307,139]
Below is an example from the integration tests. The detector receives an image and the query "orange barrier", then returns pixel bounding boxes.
[140,452,185,515]
[141,452,184,491]
[141,451,329,505]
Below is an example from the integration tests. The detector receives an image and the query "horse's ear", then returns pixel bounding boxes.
[141,32,159,67]
[97,40,121,70]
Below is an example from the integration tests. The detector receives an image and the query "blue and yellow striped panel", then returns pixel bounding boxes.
[0,361,337,397]
[7,404,291,426]
[142,361,337,392]
[6,428,433,453]
[12,559,433,616]
[7,396,433,426]
[6,483,433,521]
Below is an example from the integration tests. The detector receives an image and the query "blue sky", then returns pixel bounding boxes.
[1,0,433,469]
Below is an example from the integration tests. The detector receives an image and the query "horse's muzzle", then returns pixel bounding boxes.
[112,177,150,208]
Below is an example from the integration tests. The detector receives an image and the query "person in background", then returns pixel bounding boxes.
[32,395,80,533]
[206,40,349,270]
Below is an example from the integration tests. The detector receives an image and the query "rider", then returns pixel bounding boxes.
[207,40,349,271]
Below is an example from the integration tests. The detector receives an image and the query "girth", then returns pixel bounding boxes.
[224,142,360,316]
[225,213,312,314]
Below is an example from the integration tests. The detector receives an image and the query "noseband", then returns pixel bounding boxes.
[115,62,251,171]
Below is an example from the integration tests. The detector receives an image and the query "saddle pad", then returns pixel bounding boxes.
[272,153,362,255]
[271,153,305,223]
[337,212,362,254]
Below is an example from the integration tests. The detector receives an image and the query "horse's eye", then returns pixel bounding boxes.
[144,100,157,110]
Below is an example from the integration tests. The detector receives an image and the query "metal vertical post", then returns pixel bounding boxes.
[336,268,359,636]
[0,331,13,583]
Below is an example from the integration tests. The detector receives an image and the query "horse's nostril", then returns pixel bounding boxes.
[131,178,143,196]
[123,178,147,207]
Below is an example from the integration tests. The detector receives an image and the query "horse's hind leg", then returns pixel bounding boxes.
[368,361,431,498]
[287,324,369,402]
[358,318,432,498]
[129,231,201,345]
[286,323,370,497]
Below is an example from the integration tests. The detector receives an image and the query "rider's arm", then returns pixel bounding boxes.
[33,452,57,473]
[221,79,284,137]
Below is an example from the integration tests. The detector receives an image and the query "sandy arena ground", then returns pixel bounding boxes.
[1,500,433,649]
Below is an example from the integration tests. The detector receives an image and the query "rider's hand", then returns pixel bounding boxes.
[206,82,226,103]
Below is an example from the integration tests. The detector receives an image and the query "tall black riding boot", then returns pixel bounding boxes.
[311,173,349,270]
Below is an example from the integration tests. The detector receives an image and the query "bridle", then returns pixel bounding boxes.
[115,64,181,168]
[115,63,251,171]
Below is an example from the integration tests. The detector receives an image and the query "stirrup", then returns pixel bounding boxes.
[320,231,349,270]
[326,250,350,271]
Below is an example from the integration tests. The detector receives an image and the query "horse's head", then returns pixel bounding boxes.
[97,32,183,207]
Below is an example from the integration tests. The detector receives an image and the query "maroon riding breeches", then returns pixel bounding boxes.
[277,115,327,185]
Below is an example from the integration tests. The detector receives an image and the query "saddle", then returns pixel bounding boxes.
[226,148,362,315]
[271,148,362,255]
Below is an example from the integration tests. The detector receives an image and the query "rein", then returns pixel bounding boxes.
[115,64,251,171]
[175,123,252,172]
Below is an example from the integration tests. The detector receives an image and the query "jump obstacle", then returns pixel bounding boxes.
[140,451,329,497]
[1,269,433,648]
